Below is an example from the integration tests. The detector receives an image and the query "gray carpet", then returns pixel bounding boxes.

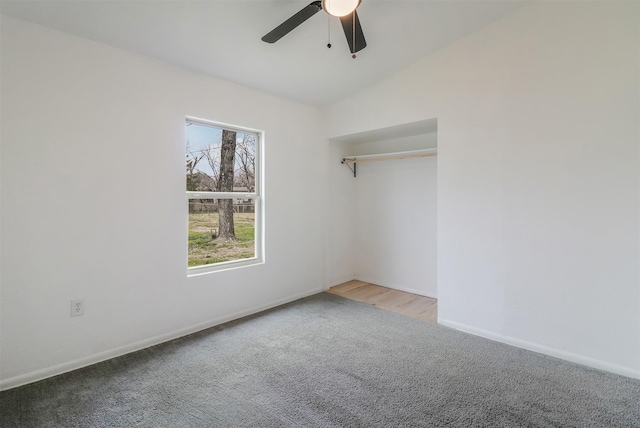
[1,293,639,427]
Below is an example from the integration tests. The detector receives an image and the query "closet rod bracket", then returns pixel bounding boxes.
[341,158,357,177]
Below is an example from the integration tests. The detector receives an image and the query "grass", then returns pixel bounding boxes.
[188,212,255,267]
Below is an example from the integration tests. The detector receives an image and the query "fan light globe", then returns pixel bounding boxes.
[322,0,361,17]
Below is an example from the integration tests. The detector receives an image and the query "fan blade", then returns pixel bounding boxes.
[339,10,366,53]
[262,1,322,43]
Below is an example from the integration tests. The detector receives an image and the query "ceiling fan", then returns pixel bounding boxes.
[262,0,366,57]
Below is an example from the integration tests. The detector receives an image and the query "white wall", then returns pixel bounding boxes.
[352,153,437,298]
[326,1,640,378]
[324,140,356,288]
[0,16,329,388]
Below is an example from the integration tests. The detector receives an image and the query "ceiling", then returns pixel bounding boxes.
[0,0,526,106]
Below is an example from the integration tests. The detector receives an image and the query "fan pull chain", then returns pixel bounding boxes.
[352,13,356,59]
[327,14,331,48]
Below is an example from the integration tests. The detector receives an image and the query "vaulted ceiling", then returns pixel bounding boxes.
[0,0,526,106]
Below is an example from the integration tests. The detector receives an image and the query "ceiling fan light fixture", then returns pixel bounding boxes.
[322,0,361,17]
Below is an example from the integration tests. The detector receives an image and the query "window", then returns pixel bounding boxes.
[186,117,262,274]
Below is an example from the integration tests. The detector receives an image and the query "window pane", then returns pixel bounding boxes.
[186,122,256,193]
[188,199,255,267]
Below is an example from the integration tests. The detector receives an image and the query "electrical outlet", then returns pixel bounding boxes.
[71,299,84,317]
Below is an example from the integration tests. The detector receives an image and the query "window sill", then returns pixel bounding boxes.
[187,257,264,277]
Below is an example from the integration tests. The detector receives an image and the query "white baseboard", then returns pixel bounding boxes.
[353,275,438,299]
[325,275,356,290]
[0,287,324,391]
[439,318,640,381]
[388,285,437,299]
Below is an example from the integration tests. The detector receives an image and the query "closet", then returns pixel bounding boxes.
[332,119,438,298]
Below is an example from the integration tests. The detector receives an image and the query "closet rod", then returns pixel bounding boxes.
[341,148,437,165]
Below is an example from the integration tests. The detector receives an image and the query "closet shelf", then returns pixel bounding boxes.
[341,148,437,177]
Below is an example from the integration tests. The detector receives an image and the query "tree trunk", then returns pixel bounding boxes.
[217,130,237,241]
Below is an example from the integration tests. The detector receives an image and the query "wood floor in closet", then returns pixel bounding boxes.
[328,280,437,323]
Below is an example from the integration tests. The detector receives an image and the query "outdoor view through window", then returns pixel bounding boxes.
[186,119,260,271]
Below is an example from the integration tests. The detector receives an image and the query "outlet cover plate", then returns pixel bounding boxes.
[71,299,84,317]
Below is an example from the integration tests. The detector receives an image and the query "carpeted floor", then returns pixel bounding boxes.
[1,292,639,427]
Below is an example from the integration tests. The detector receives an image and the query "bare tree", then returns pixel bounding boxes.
[234,134,256,192]
[202,145,221,191]
[186,140,205,191]
[217,130,237,241]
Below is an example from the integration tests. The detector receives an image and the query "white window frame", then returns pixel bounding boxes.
[186,116,264,276]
